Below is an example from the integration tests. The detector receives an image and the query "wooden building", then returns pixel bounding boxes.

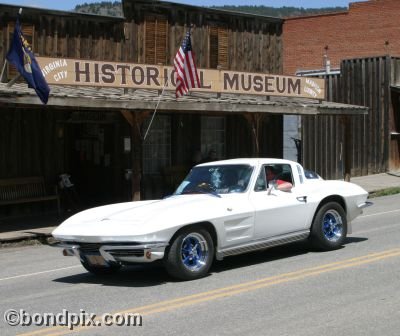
[302,56,400,179]
[0,1,367,217]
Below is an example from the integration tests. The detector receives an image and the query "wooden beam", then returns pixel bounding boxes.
[0,94,368,116]
[121,110,134,127]
[341,115,352,182]
[121,110,150,201]
[244,113,264,157]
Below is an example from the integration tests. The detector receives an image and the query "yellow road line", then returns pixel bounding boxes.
[17,248,400,336]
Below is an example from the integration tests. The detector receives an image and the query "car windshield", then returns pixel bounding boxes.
[174,164,254,195]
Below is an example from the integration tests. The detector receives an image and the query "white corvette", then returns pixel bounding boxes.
[53,158,372,280]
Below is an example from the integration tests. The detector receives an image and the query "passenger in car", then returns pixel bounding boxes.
[266,166,286,186]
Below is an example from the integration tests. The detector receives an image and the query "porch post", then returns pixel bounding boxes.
[244,113,264,157]
[121,110,149,201]
[342,116,352,182]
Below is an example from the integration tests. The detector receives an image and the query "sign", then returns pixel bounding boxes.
[37,57,325,100]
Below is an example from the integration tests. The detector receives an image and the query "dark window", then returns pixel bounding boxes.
[142,115,171,174]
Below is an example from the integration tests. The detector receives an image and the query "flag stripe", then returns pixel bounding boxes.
[173,30,200,98]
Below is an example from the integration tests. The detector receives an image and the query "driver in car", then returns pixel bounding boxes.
[266,166,285,185]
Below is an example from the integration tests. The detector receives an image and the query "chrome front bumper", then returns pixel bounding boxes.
[58,242,168,264]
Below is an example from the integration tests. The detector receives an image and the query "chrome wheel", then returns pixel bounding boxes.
[322,209,343,242]
[310,202,347,250]
[165,227,214,280]
[180,232,209,272]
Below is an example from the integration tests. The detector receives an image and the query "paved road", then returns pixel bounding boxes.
[1,194,400,336]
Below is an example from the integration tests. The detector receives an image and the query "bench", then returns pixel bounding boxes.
[0,176,60,215]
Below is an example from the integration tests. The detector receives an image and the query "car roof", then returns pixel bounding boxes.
[196,158,296,167]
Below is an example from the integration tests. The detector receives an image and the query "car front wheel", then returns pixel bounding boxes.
[165,227,214,280]
[310,202,347,250]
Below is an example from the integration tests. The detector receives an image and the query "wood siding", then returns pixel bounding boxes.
[0,108,64,180]
[302,56,400,179]
[0,3,282,77]
[123,0,282,73]
[0,6,125,73]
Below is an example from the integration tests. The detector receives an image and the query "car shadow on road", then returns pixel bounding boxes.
[345,236,368,244]
[211,236,368,274]
[52,263,169,287]
[52,237,368,287]
[211,241,312,274]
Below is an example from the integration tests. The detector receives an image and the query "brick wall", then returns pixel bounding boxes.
[283,0,400,74]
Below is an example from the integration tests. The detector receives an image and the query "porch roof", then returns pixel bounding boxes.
[0,82,368,116]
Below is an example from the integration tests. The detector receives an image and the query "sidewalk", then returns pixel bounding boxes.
[1,172,399,243]
[350,172,400,193]
[0,214,63,244]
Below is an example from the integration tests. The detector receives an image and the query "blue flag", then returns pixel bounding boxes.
[6,18,50,104]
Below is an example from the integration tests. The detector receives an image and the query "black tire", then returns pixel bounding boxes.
[310,202,347,250]
[164,227,214,280]
[81,258,121,275]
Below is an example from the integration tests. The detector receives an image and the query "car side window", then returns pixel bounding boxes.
[265,164,294,187]
[296,165,304,184]
[254,164,295,192]
[254,168,267,192]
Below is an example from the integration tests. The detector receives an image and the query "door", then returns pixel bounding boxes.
[250,163,310,239]
[389,90,400,171]
[65,122,116,207]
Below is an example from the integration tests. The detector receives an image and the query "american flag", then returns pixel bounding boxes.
[174,30,200,98]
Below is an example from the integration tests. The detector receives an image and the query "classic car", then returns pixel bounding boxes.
[53,158,372,280]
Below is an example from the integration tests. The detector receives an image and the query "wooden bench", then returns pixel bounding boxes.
[0,177,60,215]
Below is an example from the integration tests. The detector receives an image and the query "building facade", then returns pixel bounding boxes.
[0,1,366,218]
[0,1,285,215]
[282,0,400,177]
[283,0,400,75]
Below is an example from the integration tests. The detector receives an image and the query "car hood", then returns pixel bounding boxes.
[52,194,231,240]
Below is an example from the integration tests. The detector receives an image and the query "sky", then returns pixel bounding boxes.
[1,0,354,11]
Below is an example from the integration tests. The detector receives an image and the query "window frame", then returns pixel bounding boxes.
[201,116,226,160]
[142,115,171,175]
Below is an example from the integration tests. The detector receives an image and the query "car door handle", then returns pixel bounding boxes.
[296,196,307,203]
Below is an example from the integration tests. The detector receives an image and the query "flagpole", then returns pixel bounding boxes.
[143,75,170,141]
[6,74,22,87]
[0,60,7,83]
[143,24,198,141]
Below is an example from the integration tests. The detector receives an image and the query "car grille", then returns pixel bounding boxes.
[77,243,102,253]
[65,243,145,258]
[108,250,145,257]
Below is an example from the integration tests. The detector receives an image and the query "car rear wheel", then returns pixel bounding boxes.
[165,227,214,280]
[310,202,347,250]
